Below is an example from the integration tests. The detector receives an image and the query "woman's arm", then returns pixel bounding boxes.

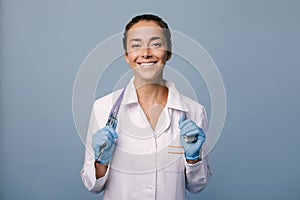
[80,104,109,193]
[95,163,108,179]
[184,103,212,193]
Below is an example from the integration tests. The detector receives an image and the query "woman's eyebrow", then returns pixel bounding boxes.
[150,36,162,41]
[129,37,163,43]
[129,38,142,42]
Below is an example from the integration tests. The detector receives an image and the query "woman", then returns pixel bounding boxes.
[81,14,211,200]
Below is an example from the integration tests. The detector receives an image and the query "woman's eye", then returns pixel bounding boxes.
[151,42,162,48]
[131,44,141,48]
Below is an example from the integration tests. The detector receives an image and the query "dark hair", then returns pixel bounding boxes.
[122,14,172,56]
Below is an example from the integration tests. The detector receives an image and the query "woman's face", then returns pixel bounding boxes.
[124,20,171,82]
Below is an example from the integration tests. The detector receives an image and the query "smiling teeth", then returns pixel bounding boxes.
[139,62,155,66]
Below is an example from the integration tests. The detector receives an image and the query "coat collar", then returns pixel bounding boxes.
[122,77,189,112]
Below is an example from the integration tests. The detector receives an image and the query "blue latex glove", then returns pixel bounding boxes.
[178,114,206,160]
[92,121,118,164]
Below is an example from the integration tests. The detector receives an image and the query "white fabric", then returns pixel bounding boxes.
[81,78,212,200]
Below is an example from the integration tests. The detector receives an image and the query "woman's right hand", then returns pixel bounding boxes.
[92,124,118,165]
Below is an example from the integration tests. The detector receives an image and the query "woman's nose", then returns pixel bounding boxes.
[141,47,152,58]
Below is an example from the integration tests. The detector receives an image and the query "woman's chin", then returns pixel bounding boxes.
[134,73,164,86]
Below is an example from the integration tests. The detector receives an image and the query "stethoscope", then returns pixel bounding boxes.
[96,88,198,162]
[96,89,125,162]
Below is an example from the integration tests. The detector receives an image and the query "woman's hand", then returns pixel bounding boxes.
[178,115,206,161]
[92,123,118,165]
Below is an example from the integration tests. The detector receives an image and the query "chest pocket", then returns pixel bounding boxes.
[162,153,185,173]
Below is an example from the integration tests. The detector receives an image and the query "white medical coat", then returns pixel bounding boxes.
[81,78,212,200]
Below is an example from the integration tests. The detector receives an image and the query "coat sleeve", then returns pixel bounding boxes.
[184,104,212,193]
[184,156,212,193]
[80,103,109,193]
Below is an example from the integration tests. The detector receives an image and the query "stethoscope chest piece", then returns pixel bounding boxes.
[184,134,198,143]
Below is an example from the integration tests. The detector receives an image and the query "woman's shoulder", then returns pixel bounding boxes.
[166,80,206,112]
[181,95,206,112]
[180,94,207,122]
[93,89,124,109]
[180,95,208,129]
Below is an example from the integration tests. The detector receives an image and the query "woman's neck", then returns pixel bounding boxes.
[136,83,168,106]
[134,79,168,106]
[134,78,169,130]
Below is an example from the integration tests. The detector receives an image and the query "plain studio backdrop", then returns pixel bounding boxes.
[1,0,299,200]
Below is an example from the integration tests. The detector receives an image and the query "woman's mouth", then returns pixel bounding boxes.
[137,61,158,66]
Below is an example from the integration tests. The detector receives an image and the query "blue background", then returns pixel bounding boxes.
[1,0,299,199]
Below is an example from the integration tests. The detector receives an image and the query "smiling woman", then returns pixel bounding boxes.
[124,20,171,89]
[80,14,212,200]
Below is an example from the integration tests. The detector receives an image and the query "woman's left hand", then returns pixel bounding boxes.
[178,114,206,161]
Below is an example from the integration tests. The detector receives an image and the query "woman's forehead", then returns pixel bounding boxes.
[127,26,166,41]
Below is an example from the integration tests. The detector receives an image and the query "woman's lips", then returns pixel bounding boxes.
[137,61,158,66]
